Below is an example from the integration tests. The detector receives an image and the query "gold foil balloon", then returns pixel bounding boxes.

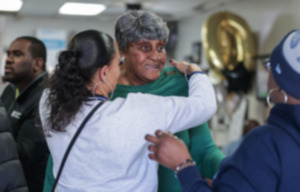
[202,11,256,73]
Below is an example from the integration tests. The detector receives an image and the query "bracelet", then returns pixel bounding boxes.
[175,159,196,175]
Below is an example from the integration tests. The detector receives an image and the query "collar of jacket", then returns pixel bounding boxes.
[16,71,47,103]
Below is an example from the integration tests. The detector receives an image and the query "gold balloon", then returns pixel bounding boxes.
[202,11,256,72]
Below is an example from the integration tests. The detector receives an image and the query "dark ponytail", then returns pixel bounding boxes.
[47,30,115,131]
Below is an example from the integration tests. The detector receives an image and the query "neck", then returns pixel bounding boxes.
[93,89,109,99]
[16,74,38,93]
[89,81,110,100]
[16,82,30,93]
[17,71,45,93]
[118,69,151,86]
[286,96,300,105]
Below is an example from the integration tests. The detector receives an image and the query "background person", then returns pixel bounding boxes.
[40,29,217,191]
[1,36,49,192]
[145,29,300,192]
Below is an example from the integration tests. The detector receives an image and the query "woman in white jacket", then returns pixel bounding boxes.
[39,29,216,192]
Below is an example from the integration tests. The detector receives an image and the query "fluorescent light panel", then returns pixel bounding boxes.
[0,0,23,12]
[59,2,106,16]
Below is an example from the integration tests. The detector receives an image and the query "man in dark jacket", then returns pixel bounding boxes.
[1,36,49,192]
[0,99,28,192]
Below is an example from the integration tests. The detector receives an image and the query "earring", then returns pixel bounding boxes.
[266,87,288,106]
[92,81,102,99]
[104,80,114,100]
[120,56,125,64]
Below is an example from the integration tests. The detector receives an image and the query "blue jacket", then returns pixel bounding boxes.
[178,104,300,191]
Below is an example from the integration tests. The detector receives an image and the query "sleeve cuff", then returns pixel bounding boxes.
[177,165,203,186]
[188,71,206,80]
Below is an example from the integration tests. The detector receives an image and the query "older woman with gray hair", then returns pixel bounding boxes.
[115,10,169,85]
[113,10,224,192]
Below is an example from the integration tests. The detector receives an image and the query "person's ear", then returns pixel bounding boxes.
[98,65,108,82]
[32,58,44,73]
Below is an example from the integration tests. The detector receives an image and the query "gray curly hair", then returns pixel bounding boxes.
[115,10,170,52]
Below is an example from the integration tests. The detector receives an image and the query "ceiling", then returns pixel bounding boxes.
[8,0,242,21]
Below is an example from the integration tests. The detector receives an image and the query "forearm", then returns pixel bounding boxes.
[177,166,212,192]
[188,74,217,122]
[170,60,217,123]
[188,123,225,179]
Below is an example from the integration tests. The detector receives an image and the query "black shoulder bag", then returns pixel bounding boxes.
[52,101,104,192]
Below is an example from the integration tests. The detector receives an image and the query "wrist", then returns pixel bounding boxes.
[184,64,203,82]
[186,63,202,75]
[174,158,196,175]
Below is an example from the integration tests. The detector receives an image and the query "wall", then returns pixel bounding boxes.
[3,15,116,46]
[3,1,299,64]
[175,0,300,126]
[176,0,300,62]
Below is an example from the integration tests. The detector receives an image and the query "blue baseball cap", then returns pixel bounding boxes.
[270,29,300,99]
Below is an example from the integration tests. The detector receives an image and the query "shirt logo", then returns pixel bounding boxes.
[11,110,22,119]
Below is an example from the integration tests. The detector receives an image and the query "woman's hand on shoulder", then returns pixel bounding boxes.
[169,59,202,75]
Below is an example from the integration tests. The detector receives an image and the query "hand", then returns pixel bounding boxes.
[169,59,202,75]
[145,130,192,170]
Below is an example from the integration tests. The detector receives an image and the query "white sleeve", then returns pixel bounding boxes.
[165,73,217,133]
[121,73,217,134]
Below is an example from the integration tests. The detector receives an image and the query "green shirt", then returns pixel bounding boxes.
[43,67,224,192]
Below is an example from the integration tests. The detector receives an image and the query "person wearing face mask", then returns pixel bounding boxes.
[42,10,225,192]
[39,29,217,191]
[145,29,300,192]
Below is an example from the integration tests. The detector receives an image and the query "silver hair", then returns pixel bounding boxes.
[115,10,170,52]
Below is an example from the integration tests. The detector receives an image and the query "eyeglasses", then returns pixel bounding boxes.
[264,59,271,72]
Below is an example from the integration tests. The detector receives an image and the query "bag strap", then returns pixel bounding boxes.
[52,101,105,192]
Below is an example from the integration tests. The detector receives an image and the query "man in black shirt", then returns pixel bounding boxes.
[1,36,49,192]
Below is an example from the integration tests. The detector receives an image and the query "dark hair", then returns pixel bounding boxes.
[16,36,47,71]
[47,30,115,131]
[115,10,169,52]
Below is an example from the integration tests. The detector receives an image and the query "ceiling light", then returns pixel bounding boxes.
[59,2,106,16]
[0,0,23,12]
